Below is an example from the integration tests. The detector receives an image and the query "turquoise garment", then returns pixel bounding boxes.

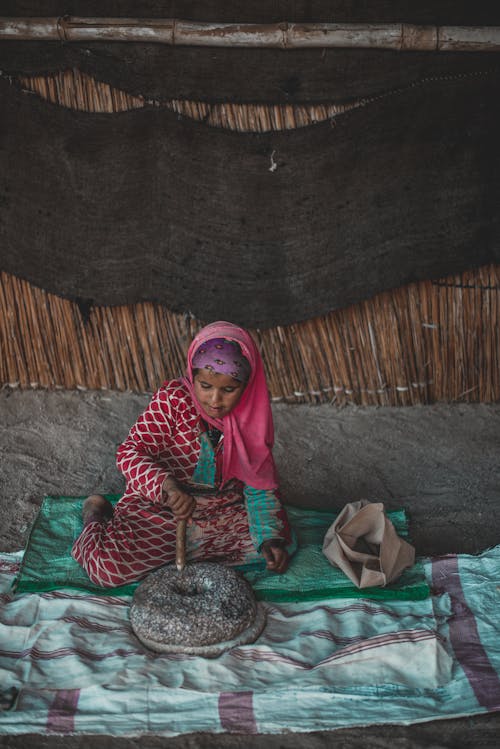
[191,431,287,550]
[244,485,290,551]
[191,432,217,486]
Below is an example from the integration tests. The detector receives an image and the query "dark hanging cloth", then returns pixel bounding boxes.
[1,1,500,102]
[3,1,500,23]
[1,71,500,328]
[2,44,500,104]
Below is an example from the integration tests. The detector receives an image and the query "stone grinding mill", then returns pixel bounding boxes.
[130,489,266,657]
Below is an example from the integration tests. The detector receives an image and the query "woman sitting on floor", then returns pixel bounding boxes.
[72,321,295,587]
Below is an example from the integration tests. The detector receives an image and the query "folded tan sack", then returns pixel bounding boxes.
[322,500,415,588]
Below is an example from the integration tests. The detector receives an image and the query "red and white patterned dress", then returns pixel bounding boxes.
[72,380,293,587]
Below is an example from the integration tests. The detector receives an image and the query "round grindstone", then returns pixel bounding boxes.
[130,562,266,656]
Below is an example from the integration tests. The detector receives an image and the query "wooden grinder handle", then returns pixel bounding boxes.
[176,518,187,572]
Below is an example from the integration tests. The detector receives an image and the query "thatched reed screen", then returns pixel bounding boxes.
[2,265,500,405]
[1,69,499,405]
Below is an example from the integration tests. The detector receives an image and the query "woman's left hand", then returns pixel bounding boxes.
[261,540,289,574]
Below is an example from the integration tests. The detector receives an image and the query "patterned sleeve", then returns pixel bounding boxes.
[116,385,176,504]
[243,486,291,551]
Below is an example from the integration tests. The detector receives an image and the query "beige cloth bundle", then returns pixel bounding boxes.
[322,500,415,588]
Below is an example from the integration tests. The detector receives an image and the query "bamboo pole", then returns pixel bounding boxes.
[3,18,500,52]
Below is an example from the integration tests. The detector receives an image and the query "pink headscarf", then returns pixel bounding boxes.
[182,321,278,490]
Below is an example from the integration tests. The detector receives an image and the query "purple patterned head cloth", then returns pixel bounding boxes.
[192,338,251,382]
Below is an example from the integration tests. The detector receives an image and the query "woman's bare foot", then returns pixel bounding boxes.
[82,494,113,525]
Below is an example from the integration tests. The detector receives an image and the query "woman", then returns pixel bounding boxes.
[72,321,295,587]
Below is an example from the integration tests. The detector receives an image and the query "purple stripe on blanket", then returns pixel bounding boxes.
[218,691,257,733]
[47,689,80,734]
[230,629,438,670]
[432,554,500,710]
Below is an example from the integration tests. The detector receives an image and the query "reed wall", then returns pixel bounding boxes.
[1,69,498,405]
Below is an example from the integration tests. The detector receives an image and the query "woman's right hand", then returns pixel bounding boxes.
[162,477,196,520]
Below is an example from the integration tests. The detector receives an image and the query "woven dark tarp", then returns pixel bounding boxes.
[3,0,499,21]
[1,72,500,328]
[1,1,500,102]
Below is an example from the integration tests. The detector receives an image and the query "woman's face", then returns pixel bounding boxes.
[193,368,246,418]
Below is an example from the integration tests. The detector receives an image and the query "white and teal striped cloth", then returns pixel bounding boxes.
[0,546,499,736]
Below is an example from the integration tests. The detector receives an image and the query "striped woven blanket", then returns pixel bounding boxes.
[1,546,500,735]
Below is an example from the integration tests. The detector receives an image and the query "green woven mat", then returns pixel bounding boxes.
[14,495,430,601]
